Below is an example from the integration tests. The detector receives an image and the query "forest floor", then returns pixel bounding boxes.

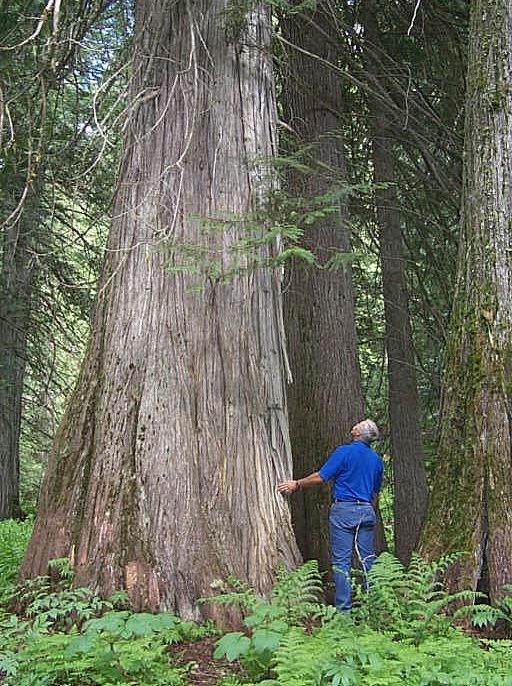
[172,635,239,686]
[172,622,512,686]
[0,620,509,686]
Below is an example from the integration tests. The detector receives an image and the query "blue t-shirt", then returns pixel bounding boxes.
[318,440,383,502]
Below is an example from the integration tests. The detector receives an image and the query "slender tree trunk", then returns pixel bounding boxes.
[373,136,428,564]
[0,209,35,520]
[0,34,42,522]
[280,2,385,582]
[362,2,428,564]
[20,0,301,619]
[420,0,512,602]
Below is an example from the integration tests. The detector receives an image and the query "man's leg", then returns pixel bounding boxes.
[353,506,377,590]
[329,503,355,611]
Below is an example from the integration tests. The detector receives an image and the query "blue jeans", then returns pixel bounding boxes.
[329,501,376,611]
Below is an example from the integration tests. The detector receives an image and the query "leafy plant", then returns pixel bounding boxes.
[208,553,512,685]
[352,551,479,642]
[66,609,189,656]
[469,584,512,636]
[3,547,512,686]
[0,622,192,686]
[263,553,512,685]
[3,557,128,633]
[1,586,209,685]
[211,560,331,679]
[209,560,326,622]
[0,554,207,685]
[0,518,33,595]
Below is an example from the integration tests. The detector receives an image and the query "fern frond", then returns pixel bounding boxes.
[200,577,260,614]
[271,560,324,615]
[353,551,479,642]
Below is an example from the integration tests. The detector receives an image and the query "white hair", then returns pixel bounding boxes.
[355,419,379,443]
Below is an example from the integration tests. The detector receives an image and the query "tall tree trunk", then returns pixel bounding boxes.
[362,1,428,565]
[20,0,301,619]
[420,0,512,602]
[372,134,428,564]
[0,207,35,520]
[280,2,385,582]
[0,14,43,521]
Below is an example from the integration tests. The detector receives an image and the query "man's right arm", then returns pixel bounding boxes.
[278,472,324,494]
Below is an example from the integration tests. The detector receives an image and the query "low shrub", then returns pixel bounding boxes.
[210,554,512,686]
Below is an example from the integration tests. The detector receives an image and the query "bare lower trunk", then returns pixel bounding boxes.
[362,1,428,564]
[420,0,512,602]
[20,0,301,619]
[280,3,383,583]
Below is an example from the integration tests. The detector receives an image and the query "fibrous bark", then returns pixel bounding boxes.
[20,0,301,619]
[420,0,512,602]
[280,2,382,578]
[362,1,428,565]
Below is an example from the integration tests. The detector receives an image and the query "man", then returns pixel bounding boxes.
[278,419,383,611]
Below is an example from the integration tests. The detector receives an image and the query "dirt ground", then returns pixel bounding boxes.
[171,635,241,686]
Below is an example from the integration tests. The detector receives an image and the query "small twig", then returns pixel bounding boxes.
[407,0,422,36]
[0,0,56,51]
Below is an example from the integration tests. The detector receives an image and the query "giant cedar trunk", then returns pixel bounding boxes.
[420,0,512,601]
[280,3,385,580]
[20,0,301,619]
[362,2,428,565]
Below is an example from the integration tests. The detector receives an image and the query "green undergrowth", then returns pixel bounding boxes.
[210,555,512,685]
[0,565,212,685]
[0,521,213,685]
[0,516,33,589]
[1,518,512,685]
